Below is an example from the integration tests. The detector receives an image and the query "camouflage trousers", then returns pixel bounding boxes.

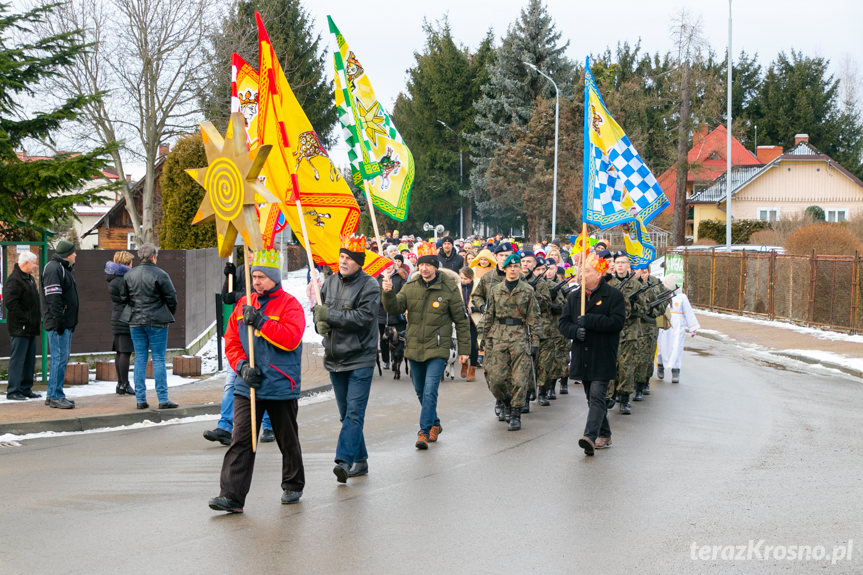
[484,338,533,408]
[637,324,660,382]
[536,337,556,389]
[550,330,570,380]
[608,339,638,398]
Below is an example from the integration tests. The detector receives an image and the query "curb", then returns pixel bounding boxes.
[0,383,333,436]
[696,331,863,381]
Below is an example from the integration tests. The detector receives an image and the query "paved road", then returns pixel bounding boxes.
[1,337,861,574]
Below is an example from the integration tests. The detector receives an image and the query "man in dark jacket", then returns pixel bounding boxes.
[382,243,470,449]
[3,251,42,400]
[123,243,178,410]
[315,234,381,483]
[559,253,625,456]
[41,240,79,409]
[437,236,464,272]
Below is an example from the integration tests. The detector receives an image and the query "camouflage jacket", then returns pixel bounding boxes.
[545,276,566,326]
[608,272,646,342]
[639,275,668,322]
[470,266,506,329]
[525,271,552,339]
[482,279,540,349]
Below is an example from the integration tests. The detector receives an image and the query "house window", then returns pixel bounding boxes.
[758,208,779,222]
[826,209,847,223]
[127,233,137,250]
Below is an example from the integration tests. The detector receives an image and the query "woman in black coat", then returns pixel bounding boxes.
[105,251,135,395]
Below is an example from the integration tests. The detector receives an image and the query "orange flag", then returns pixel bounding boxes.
[255,12,391,276]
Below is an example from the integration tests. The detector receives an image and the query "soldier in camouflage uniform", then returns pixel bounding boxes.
[470,242,517,334]
[481,253,540,431]
[606,253,646,414]
[544,259,572,396]
[521,252,553,409]
[633,267,668,401]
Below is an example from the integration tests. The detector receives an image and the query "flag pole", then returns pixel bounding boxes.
[293,197,323,306]
[242,248,258,454]
[362,179,383,253]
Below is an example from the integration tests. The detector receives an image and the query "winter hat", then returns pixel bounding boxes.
[251,249,281,284]
[471,248,495,268]
[494,242,517,255]
[340,234,366,266]
[663,274,681,291]
[416,242,439,268]
[55,240,76,258]
[503,253,522,268]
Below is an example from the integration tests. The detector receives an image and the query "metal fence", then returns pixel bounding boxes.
[673,248,862,333]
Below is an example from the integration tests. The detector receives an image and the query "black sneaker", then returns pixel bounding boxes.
[158,400,178,409]
[333,461,350,484]
[281,490,302,504]
[260,429,275,443]
[137,402,150,410]
[209,496,243,513]
[203,428,232,446]
[46,398,75,409]
[347,460,369,478]
[6,392,27,401]
[23,390,42,399]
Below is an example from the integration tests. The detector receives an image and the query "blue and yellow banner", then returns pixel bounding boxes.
[582,57,669,229]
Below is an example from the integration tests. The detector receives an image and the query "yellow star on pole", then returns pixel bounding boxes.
[186,112,279,257]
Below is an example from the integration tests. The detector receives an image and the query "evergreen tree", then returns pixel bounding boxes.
[391,18,491,233]
[466,0,573,231]
[198,0,337,145]
[0,3,117,241]
[158,133,217,249]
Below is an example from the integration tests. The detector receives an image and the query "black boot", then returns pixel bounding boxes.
[657,363,665,379]
[619,394,631,414]
[559,378,569,394]
[642,381,650,396]
[528,388,536,402]
[123,382,135,395]
[508,408,522,431]
[606,392,617,410]
[495,399,504,419]
[547,380,557,400]
[633,383,644,402]
[116,382,125,395]
[521,398,530,413]
[672,369,680,383]
[504,405,512,422]
[538,389,550,406]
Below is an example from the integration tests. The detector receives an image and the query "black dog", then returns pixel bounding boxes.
[383,326,408,380]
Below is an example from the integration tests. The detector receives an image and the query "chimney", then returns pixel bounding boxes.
[693,123,709,146]
[794,133,809,146]
[158,143,169,157]
[756,145,783,164]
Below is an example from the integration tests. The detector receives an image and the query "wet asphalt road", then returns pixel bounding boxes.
[1,336,861,574]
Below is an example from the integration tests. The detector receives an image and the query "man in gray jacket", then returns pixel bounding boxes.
[314,235,381,484]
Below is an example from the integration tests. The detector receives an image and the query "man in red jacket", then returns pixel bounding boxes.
[209,250,306,513]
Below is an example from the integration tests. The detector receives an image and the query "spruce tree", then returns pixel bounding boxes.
[198,0,337,146]
[466,0,573,231]
[158,134,217,249]
[0,3,117,241]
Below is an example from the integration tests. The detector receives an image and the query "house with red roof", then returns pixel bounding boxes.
[656,124,763,235]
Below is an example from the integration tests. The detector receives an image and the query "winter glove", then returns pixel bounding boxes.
[224,261,236,277]
[222,292,236,305]
[576,315,586,328]
[316,320,331,336]
[239,363,263,389]
[242,305,267,329]
[313,304,329,324]
[549,302,562,314]
[575,327,586,341]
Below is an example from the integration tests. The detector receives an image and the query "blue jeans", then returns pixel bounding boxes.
[329,367,374,465]
[130,325,169,403]
[219,367,272,432]
[408,358,445,433]
[47,330,72,400]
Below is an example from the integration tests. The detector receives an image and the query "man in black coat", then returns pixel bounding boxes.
[559,253,626,456]
[3,251,42,400]
[41,240,79,409]
[437,236,464,273]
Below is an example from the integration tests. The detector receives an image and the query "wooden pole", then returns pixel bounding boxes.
[294,198,322,306]
[580,222,588,315]
[362,179,383,255]
[243,259,257,453]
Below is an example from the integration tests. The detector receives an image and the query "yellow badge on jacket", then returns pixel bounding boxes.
[595,300,602,306]
[432,301,440,308]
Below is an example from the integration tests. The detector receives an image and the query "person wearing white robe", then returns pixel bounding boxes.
[656,275,699,382]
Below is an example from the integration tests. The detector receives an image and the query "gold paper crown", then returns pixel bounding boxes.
[252,249,280,269]
[341,234,366,253]
[416,242,435,258]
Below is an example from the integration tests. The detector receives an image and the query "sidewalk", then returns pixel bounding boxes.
[3,312,862,436]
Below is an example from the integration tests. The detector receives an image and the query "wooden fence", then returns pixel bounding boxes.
[673,248,862,333]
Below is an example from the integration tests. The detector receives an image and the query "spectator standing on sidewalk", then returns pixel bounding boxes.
[41,240,78,409]
[203,247,275,446]
[315,234,381,483]
[105,251,136,396]
[437,236,464,273]
[123,243,178,410]
[3,251,42,401]
[209,249,306,513]
[382,243,470,450]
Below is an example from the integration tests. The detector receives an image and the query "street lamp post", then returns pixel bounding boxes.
[524,61,559,240]
[437,120,464,238]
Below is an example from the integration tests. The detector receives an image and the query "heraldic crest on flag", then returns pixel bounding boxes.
[329,16,414,222]
[583,57,669,229]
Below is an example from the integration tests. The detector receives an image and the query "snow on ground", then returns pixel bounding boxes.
[0,389,335,444]
[695,308,863,344]
[281,268,325,346]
